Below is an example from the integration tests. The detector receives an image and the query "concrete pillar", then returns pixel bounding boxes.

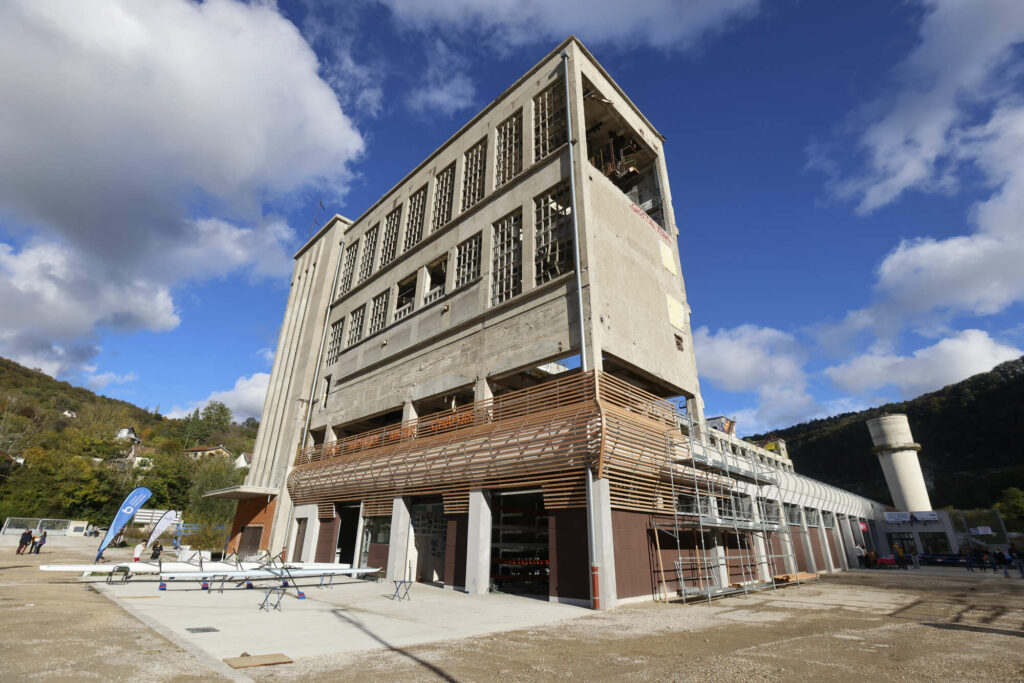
[706,535,730,590]
[777,502,798,575]
[402,399,418,424]
[465,489,492,595]
[351,501,366,568]
[816,510,836,573]
[798,508,817,574]
[749,498,771,582]
[386,496,411,581]
[839,515,858,569]
[589,475,618,610]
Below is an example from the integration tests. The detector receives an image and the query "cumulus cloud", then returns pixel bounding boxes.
[87,371,139,391]
[824,329,1021,397]
[257,347,276,365]
[0,0,365,374]
[813,1,1024,344]
[167,372,270,422]
[379,0,761,52]
[693,325,819,433]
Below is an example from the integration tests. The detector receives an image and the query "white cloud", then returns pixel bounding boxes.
[87,371,138,391]
[379,0,761,52]
[257,347,276,365]
[693,325,819,433]
[824,329,1021,397]
[166,372,270,422]
[0,0,365,375]
[406,40,476,116]
[813,1,1024,344]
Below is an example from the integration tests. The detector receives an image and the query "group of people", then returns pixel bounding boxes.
[130,539,164,562]
[960,544,1024,577]
[15,529,46,554]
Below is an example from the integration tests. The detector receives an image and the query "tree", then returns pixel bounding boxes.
[185,457,244,525]
[242,417,259,431]
[201,401,233,434]
[996,487,1024,532]
[140,454,194,510]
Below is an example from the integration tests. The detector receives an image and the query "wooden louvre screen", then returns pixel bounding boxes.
[288,369,746,518]
[317,501,336,519]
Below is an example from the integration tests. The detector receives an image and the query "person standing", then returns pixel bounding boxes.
[961,549,974,572]
[855,544,866,569]
[16,529,33,555]
[33,531,46,554]
[149,541,163,560]
[910,549,920,569]
[1008,543,1024,578]
[132,540,147,562]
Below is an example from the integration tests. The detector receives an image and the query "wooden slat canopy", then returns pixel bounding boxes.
[287,370,723,515]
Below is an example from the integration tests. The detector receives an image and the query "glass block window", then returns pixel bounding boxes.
[432,163,455,231]
[534,78,566,161]
[358,224,378,283]
[326,319,344,365]
[380,207,401,266]
[404,185,427,251]
[495,109,523,188]
[346,306,365,347]
[461,137,486,211]
[339,240,359,295]
[534,181,574,284]
[491,210,522,306]
[805,508,821,527]
[369,290,389,335]
[455,233,482,288]
[785,504,802,525]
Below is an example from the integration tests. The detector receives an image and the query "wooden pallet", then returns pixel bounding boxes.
[772,571,818,583]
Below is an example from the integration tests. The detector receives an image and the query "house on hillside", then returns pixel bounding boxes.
[115,427,140,443]
[185,444,233,461]
[233,452,252,470]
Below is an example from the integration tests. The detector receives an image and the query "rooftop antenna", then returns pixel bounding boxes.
[310,200,326,240]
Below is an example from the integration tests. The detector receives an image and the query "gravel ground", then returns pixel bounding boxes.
[3,537,1022,682]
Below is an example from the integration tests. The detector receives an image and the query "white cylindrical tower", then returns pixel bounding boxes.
[866,414,932,512]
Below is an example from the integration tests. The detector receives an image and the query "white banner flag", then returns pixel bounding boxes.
[147,510,180,547]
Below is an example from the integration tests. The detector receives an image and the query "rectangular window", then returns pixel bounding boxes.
[339,240,359,294]
[424,257,446,304]
[369,290,389,335]
[534,78,566,161]
[491,210,522,305]
[394,274,417,322]
[534,181,574,284]
[358,224,379,283]
[455,233,482,288]
[432,163,455,231]
[495,109,523,188]
[404,185,427,251]
[322,375,331,410]
[346,306,365,347]
[785,504,802,525]
[380,207,401,266]
[461,138,487,211]
[326,319,344,365]
[804,508,821,527]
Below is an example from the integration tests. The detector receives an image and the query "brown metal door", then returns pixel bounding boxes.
[239,525,262,557]
[291,518,307,562]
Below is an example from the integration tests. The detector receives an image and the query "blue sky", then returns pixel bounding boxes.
[2,0,1023,434]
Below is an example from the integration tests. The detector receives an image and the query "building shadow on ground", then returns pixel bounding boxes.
[331,608,458,681]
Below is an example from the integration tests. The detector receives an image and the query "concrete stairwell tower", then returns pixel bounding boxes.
[866,414,933,512]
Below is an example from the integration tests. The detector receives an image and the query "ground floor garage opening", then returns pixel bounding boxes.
[410,498,447,585]
[491,490,549,597]
[337,504,360,565]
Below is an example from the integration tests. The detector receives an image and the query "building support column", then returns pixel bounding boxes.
[465,490,492,595]
[839,515,858,568]
[351,501,366,568]
[589,475,617,610]
[707,534,731,590]
[749,499,771,582]
[798,508,817,574]
[817,509,836,573]
[778,502,798,575]
[386,496,412,581]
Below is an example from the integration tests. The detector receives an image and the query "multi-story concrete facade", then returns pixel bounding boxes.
[209,37,887,609]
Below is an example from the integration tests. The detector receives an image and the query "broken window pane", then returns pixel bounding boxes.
[491,210,522,306]
[380,206,402,266]
[358,224,378,283]
[534,78,566,161]
[339,240,359,295]
[534,181,574,284]
[405,185,427,251]
[455,233,482,288]
[432,163,455,232]
[346,305,365,347]
[462,137,487,211]
[369,290,389,335]
[495,109,523,188]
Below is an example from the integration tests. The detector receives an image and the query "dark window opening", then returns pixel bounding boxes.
[394,274,417,321]
[424,257,447,304]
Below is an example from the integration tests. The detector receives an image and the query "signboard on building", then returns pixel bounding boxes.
[884,512,911,523]
[910,511,939,522]
[969,526,994,536]
[858,521,869,532]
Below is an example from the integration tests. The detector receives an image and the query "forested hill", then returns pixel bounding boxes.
[749,356,1024,510]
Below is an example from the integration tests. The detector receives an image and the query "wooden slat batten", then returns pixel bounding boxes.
[317,501,336,519]
[362,494,394,518]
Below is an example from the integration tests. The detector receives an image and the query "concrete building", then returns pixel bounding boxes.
[208,37,886,608]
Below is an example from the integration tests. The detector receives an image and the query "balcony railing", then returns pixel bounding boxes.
[393,302,413,321]
[423,284,445,305]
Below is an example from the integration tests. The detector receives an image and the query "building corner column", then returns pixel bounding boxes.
[590,476,617,610]
[386,496,412,581]
[465,489,492,595]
